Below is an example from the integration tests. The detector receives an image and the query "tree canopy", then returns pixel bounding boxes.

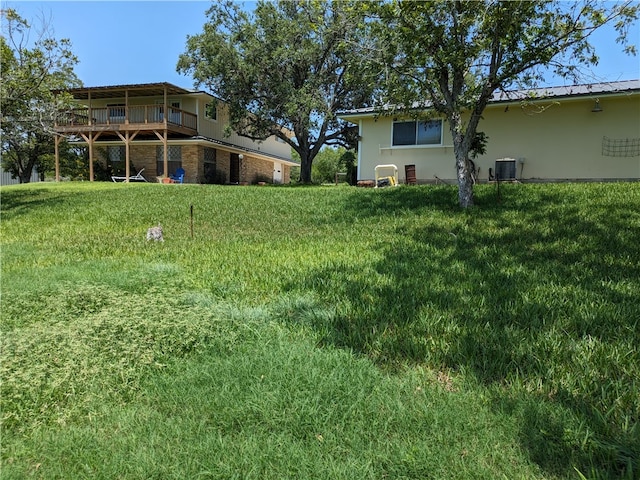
[1,8,80,183]
[177,0,378,183]
[374,0,639,207]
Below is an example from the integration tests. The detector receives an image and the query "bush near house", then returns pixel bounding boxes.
[1,182,638,479]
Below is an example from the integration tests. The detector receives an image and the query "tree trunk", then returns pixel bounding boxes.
[456,153,474,208]
[19,171,32,183]
[19,152,38,184]
[298,152,313,183]
[17,163,35,184]
[449,112,474,208]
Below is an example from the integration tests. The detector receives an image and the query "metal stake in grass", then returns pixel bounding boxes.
[190,204,194,238]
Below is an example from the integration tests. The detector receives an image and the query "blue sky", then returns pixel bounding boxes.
[5,0,640,90]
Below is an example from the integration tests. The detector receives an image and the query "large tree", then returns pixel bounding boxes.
[375,0,638,207]
[1,9,80,183]
[177,0,377,183]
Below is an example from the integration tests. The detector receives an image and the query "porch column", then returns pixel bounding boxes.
[164,131,168,176]
[154,130,168,177]
[80,132,99,182]
[89,136,94,182]
[163,84,169,177]
[163,84,168,128]
[88,91,92,126]
[54,135,61,182]
[116,130,139,183]
[125,132,130,182]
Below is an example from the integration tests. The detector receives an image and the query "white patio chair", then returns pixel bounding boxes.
[111,168,147,182]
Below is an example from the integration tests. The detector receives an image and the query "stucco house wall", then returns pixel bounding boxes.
[345,81,640,183]
[195,97,292,161]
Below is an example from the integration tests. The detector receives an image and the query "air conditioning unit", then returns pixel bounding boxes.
[495,158,516,180]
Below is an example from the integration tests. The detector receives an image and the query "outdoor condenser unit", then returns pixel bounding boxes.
[494,158,517,180]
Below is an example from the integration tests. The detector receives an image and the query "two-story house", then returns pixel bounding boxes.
[53,82,297,184]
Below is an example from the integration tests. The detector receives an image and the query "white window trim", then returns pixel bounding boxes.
[391,119,444,148]
[204,101,218,122]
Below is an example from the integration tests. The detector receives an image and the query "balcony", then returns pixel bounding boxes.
[55,104,198,137]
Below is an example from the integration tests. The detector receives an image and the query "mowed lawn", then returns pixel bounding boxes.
[1,181,638,479]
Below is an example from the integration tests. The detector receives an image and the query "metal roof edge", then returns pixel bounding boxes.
[338,79,640,118]
[191,136,298,166]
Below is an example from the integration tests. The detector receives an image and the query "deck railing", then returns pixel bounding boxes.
[56,105,197,131]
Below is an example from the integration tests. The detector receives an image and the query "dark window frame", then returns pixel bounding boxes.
[392,119,443,146]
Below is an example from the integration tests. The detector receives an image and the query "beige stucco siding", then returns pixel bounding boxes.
[195,98,291,160]
[357,114,456,182]
[355,93,640,183]
[478,95,640,181]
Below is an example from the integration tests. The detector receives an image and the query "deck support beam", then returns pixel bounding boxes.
[116,130,140,182]
[80,132,102,182]
[54,135,61,182]
[154,129,169,177]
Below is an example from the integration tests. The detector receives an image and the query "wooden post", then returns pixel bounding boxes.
[89,136,94,181]
[125,131,130,182]
[81,132,96,182]
[88,90,92,126]
[190,204,194,238]
[117,130,139,183]
[163,84,168,127]
[54,135,61,182]
[154,130,169,178]
[164,133,168,177]
[163,85,169,177]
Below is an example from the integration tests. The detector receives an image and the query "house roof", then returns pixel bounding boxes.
[491,79,639,103]
[58,82,210,100]
[338,79,640,118]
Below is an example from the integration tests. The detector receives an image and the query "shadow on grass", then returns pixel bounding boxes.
[0,186,78,221]
[286,183,640,478]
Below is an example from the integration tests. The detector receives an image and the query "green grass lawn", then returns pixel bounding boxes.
[1,181,638,479]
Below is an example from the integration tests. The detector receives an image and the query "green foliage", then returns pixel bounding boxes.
[0,9,80,183]
[177,0,377,182]
[1,182,639,478]
[311,147,345,183]
[374,0,639,207]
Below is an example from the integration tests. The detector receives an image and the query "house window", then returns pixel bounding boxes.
[392,119,442,146]
[156,145,182,176]
[107,145,125,163]
[107,146,126,174]
[203,147,218,184]
[205,102,217,121]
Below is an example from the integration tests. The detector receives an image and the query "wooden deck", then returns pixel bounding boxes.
[55,105,198,136]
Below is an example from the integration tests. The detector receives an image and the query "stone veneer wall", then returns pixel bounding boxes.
[244,156,293,184]
[107,143,290,184]
[129,145,157,179]
[181,145,201,183]
[216,149,230,184]
[242,156,273,184]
